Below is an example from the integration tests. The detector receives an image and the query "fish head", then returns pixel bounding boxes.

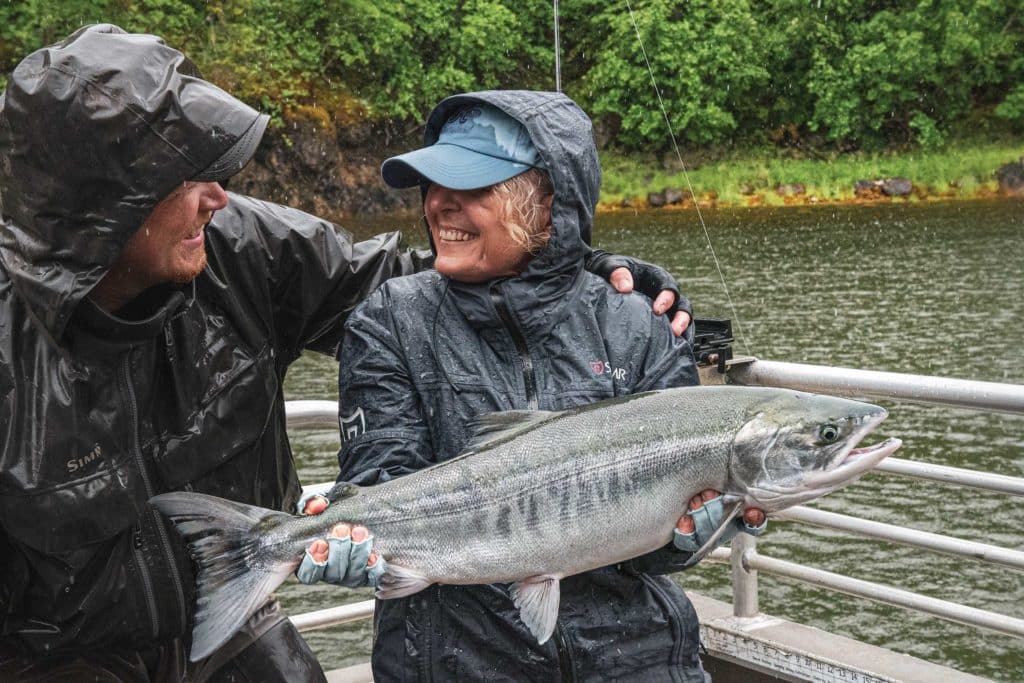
[727,390,901,512]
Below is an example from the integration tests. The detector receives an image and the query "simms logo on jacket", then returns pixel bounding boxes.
[67,443,103,473]
[590,360,627,381]
[340,408,366,444]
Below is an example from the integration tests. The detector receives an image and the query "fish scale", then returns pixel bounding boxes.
[151,385,901,661]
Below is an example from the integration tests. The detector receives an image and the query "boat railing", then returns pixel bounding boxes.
[283,358,1024,642]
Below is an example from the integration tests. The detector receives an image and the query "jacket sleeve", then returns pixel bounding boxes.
[210,196,432,363]
[628,311,704,575]
[333,287,436,487]
[632,309,699,393]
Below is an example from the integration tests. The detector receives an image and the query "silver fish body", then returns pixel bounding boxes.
[152,385,901,660]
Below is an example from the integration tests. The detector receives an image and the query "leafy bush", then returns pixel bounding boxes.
[1,0,1021,149]
[565,0,769,148]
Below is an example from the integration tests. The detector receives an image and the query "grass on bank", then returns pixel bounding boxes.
[598,140,1023,208]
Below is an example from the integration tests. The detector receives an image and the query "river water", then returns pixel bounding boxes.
[280,199,1023,679]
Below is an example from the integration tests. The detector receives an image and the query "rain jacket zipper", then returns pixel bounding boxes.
[636,570,688,682]
[120,351,186,640]
[555,621,578,682]
[491,283,578,678]
[490,284,538,409]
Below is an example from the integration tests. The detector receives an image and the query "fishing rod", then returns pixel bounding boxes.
[553,0,562,92]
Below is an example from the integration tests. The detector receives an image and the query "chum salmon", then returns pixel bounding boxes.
[152,385,901,660]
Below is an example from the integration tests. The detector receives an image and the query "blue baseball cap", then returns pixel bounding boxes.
[381,103,545,190]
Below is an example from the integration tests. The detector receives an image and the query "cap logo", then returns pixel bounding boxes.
[448,106,483,128]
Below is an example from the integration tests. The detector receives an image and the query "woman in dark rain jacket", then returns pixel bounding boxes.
[322,91,754,682]
[0,27,682,680]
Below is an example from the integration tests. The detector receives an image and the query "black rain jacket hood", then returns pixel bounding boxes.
[333,91,706,682]
[0,23,265,340]
[0,24,419,658]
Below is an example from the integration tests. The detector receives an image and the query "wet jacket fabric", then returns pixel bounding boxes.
[0,25,422,662]
[333,91,705,682]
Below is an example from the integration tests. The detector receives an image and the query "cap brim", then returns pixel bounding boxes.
[192,114,269,182]
[381,143,532,190]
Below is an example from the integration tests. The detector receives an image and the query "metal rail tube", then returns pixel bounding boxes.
[727,359,1024,415]
[285,401,338,430]
[291,599,375,632]
[742,551,1024,639]
[776,506,1024,570]
[875,458,1024,497]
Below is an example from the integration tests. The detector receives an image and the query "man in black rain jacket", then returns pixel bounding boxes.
[0,26,685,681]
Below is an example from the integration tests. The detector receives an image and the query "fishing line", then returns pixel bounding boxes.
[624,0,751,355]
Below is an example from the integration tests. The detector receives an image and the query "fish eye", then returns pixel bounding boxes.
[818,423,841,443]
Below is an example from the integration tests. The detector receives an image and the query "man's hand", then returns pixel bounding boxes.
[673,489,766,555]
[584,250,692,337]
[295,496,386,587]
[608,267,691,336]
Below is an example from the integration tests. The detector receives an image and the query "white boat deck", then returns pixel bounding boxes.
[321,592,992,682]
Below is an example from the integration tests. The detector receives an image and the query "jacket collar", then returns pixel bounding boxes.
[71,282,193,348]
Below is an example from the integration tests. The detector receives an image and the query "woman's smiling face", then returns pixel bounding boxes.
[424,183,534,283]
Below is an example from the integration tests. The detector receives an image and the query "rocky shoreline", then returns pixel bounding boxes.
[609,159,1024,212]
[230,113,1024,220]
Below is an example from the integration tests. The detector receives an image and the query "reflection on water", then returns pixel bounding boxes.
[282,200,1024,678]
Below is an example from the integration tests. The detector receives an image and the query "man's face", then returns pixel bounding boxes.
[425,183,535,283]
[112,180,228,289]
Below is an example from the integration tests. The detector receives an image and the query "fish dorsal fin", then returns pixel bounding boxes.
[510,575,561,644]
[463,410,558,453]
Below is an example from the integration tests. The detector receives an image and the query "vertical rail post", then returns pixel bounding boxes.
[731,533,759,617]
[552,0,562,92]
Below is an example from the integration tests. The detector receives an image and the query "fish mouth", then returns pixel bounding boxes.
[804,436,902,489]
[804,410,901,490]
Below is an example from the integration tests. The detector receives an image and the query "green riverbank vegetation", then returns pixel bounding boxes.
[599,138,1023,209]
[2,1,1022,213]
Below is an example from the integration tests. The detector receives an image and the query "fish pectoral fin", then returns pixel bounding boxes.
[510,575,561,645]
[375,563,432,600]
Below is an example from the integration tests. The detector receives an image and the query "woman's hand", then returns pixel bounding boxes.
[673,489,767,556]
[294,496,386,587]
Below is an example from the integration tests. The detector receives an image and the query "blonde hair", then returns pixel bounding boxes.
[491,168,553,255]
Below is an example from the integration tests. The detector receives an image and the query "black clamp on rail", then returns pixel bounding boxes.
[691,318,734,374]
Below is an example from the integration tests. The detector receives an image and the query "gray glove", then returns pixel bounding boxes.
[293,494,386,588]
[295,530,387,587]
[673,496,766,554]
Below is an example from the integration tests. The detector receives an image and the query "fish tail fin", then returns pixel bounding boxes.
[150,491,295,662]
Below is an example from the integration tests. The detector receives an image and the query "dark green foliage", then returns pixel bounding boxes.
[1,0,1020,150]
[799,1,1023,148]
[563,0,770,147]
